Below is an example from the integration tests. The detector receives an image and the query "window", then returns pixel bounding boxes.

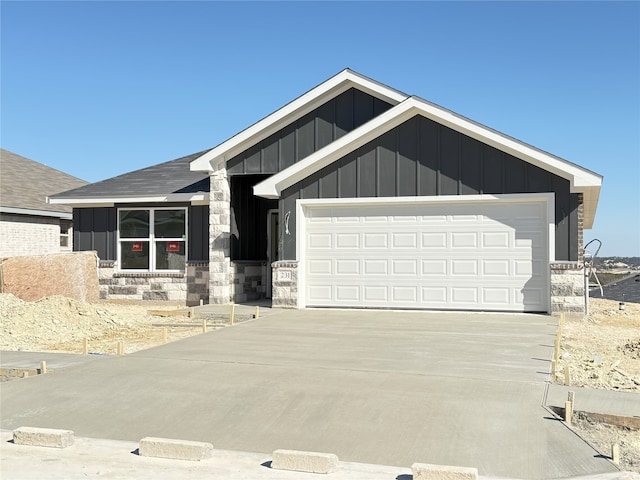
[118,208,187,271]
[60,220,72,250]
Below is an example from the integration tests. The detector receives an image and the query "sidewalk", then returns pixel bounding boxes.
[546,384,640,419]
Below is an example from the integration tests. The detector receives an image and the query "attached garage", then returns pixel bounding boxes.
[300,195,552,312]
[184,69,602,313]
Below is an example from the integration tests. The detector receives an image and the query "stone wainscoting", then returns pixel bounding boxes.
[271,261,298,308]
[550,262,586,314]
[98,261,209,306]
[231,261,267,303]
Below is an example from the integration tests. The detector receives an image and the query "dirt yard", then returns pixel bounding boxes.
[557,297,640,473]
[1,293,638,471]
[0,293,214,355]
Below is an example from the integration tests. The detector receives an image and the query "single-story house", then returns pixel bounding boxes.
[50,69,602,313]
[1,149,87,257]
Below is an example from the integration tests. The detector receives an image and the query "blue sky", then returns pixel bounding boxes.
[1,1,639,256]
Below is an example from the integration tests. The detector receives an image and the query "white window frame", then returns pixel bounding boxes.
[117,207,188,273]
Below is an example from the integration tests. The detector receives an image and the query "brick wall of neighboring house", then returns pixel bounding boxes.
[97,261,209,306]
[0,214,61,257]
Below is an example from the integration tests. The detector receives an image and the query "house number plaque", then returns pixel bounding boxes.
[276,270,292,282]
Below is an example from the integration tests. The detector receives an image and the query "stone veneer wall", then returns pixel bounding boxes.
[231,261,267,303]
[98,261,209,305]
[209,170,232,304]
[271,261,298,308]
[550,263,585,314]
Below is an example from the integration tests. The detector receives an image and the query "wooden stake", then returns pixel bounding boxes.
[202,318,207,333]
[564,365,570,385]
[117,341,124,356]
[40,361,47,374]
[612,443,620,465]
[162,327,168,344]
[82,338,88,355]
[230,304,235,326]
[565,400,573,424]
[568,391,575,403]
[554,329,561,366]
[255,306,260,319]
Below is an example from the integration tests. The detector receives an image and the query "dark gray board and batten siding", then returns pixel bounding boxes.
[74,205,210,262]
[227,88,394,175]
[280,115,580,262]
[227,88,393,261]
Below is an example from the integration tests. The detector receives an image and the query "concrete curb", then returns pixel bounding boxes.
[271,449,340,474]
[12,426,74,448]
[412,462,479,480]
[138,436,214,461]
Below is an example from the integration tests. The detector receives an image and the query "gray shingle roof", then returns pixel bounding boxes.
[0,149,88,215]
[50,150,211,200]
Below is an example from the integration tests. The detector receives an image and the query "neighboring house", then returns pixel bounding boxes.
[0,149,87,257]
[51,69,602,313]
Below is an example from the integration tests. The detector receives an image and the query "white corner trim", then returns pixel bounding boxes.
[48,193,210,207]
[190,69,408,173]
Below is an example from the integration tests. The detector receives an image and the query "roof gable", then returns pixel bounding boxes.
[189,69,408,173]
[0,149,87,217]
[253,96,602,227]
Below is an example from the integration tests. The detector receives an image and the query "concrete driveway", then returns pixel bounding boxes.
[0,309,617,479]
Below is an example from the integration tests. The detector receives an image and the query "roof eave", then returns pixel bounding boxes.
[48,192,210,207]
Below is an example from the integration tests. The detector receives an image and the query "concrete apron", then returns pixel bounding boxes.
[0,309,618,479]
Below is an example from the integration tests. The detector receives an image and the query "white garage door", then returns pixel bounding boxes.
[303,199,549,312]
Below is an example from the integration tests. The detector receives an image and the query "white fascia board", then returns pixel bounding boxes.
[190,69,408,173]
[47,192,209,207]
[0,205,72,219]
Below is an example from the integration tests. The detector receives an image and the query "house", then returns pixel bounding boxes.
[50,70,602,313]
[0,149,87,257]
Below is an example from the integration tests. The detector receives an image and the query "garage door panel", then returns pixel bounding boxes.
[422,286,448,302]
[392,232,418,248]
[364,259,388,275]
[308,259,332,275]
[451,232,478,248]
[335,285,360,302]
[392,286,418,302]
[451,260,478,276]
[336,259,360,275]
[483,288,511,305]
[304,200,548,311]
[422,232,447,248]
[482,231,510,248]
[422,260,447,275]
[452,287,478,303]
[336,233,359,248]
[483,259,510,276]
[392,259,418,275]
[363,233,388,248]
[308,233,332,249]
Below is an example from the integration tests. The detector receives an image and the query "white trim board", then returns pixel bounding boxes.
[47,193,210,207]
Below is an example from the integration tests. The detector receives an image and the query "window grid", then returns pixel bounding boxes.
[117,207,188,272]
